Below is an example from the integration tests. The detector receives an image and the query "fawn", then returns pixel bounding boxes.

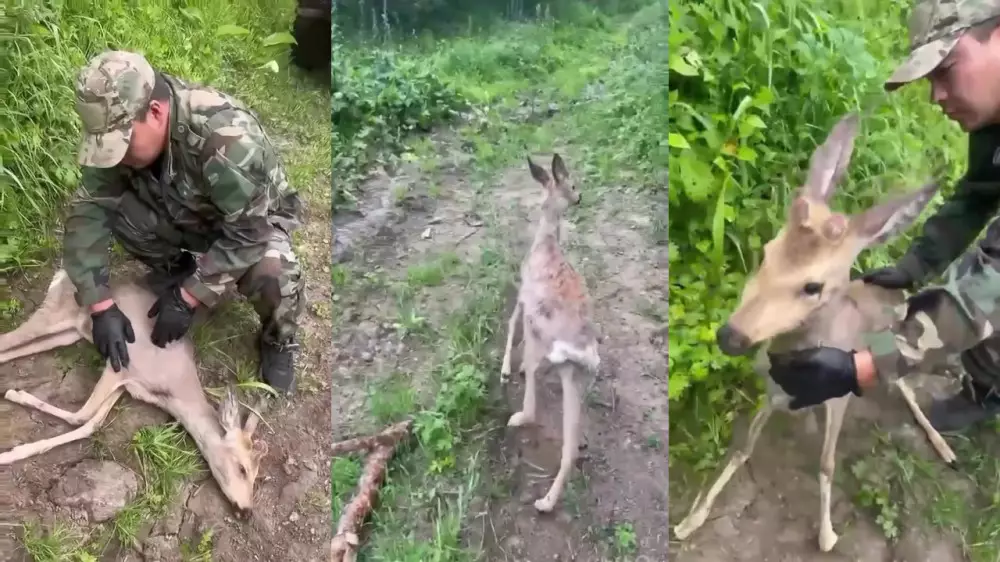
[672,113,956,552]
[501,153,601,513]
[0,269,268,515]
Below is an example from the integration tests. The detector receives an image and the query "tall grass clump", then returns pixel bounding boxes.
[2,0,307,273]
[667,0,968,472]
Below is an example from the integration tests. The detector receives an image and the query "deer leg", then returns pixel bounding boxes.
[5,367,126,426]
[818,395,849,552]
[895,378,957,465]
[674,400,775,540]
[500,301,523,384]
[534,363,581,513]
[0,380,126,464]
[508,338,541,428]
[0,321,83,365]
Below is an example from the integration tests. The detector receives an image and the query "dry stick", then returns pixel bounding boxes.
[330,419,413,562]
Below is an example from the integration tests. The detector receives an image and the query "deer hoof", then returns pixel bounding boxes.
[819,529,838,552]
[533,495,556,512]
[507,411,533,427]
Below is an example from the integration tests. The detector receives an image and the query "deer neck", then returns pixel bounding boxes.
[166,398,225,453]
[531,203,563,249]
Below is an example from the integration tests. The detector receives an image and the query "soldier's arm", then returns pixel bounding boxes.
[864,238,1000,385]
[896,131,1000,282]
[180,111,288,308]
[62,167,123,309]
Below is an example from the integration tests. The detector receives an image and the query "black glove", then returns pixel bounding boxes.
[768,347,861,410]
[91,304,135,372]
[860,266,915,290]
[148,285,196,348]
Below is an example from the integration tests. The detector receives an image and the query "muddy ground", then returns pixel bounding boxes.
[669,372,985,562]
[0,131,333,561]
[332,124,669,560]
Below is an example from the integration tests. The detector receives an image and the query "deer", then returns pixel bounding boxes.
[671,112,957,552]
[500,153,601,513]
[0,267,269,517]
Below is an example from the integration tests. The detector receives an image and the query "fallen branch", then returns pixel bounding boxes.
[330,419,412,456]
[330,419,413,562]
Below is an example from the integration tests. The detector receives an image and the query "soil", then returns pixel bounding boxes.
[0,153,334,560]
[669,373,970,562]
[332,126,669,561]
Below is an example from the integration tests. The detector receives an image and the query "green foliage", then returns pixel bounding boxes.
[1,0,305,273]
[668,0,967,470]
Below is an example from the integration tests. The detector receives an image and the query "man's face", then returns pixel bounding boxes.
[927,28,1000,132]
[120,99,169,169]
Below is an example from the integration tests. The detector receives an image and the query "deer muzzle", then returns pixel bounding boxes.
[716,323,752,356]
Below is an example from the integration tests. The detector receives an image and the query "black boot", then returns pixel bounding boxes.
[259,333,299,394]
[928,376,1000,432]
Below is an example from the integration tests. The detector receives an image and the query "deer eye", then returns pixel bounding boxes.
[239,465,248,477]
[803,282,824,296]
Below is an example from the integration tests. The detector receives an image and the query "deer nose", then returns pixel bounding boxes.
[716,323,751,356]
[234,507,253,521]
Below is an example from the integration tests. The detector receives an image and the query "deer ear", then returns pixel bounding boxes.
[528,156,551,185]
[802,113,860,202]
[850,181,940,247]
[218,386,241,433]
[551,153,569,183]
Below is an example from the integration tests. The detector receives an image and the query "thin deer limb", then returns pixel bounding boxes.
[895,378,957,465]
[330,420,412,562]
[818,395,849,552]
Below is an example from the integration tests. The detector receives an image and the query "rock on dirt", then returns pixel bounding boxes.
[48,459,138,523]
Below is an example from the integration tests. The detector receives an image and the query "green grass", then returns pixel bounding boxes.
[668,0,968,489]
[332,1,664,559]
[842,425,1000,562]
[6,0,329,559]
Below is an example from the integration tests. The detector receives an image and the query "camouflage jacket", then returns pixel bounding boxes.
[62,73,303,308]
[866,124,1000,383]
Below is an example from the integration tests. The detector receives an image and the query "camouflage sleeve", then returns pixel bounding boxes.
[62,166,124,308]
[896,131,1000,283]
[180,108,289,308]
[865,238,1000,384]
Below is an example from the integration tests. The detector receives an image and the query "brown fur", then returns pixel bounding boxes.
[501,153,600,513]
[673,113,955,552]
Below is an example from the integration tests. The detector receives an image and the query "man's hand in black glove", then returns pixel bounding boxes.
[148,285,197,348]
[91,303,135,372]
[768,347,863,410]
[860,266,915,290]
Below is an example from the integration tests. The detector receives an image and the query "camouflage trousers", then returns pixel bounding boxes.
[111,190,305,345]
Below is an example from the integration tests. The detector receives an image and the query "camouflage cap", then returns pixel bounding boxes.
[74,50,156,168]
[886,0,1000,92]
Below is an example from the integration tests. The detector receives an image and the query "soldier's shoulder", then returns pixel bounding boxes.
[170,75,256,134]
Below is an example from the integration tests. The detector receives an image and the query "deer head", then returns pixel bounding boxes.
[528,153,582,213]
[206,387,268,515]
[716,112,941,356]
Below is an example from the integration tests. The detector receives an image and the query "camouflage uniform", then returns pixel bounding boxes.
[863,1,1000,395]
[65,50,305,387]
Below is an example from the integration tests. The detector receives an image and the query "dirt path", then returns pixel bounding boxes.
[332,123,668,560]
[0,82,332,561]
[669,374,981,562]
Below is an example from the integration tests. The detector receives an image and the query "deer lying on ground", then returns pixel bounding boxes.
[672,113,956,552]
[500,153,601,513]
[0,269,268,516]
